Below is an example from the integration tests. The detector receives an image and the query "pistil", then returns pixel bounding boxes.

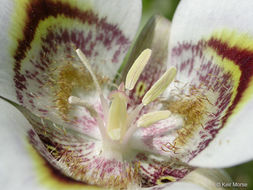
[69,49,177,160]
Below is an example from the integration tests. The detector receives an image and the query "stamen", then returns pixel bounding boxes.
[76,49,109,121]
[137,110,171,127]
[142,67,177,105]
[125,49,152,90]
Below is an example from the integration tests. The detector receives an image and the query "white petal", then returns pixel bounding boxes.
[0,99,44,190]
[0,1,17,102]
[93,0,142,41]
[168,0,253,167]
[170,0,253,43]
[189,99,253,167]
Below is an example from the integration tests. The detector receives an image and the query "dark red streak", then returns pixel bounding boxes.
[208,38,253,125]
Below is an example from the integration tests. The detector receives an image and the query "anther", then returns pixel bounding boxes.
[137,110,171,127]
[142,67,177,105]
[125,49,152,90]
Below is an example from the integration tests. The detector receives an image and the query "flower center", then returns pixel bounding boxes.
[69,49,177,160]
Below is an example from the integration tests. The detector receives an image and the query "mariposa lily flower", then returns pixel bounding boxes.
[1,0,253,189]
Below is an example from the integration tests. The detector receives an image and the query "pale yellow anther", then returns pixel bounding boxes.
[142,67,177,105]
[137,110,171,128]
[125,49,152,90]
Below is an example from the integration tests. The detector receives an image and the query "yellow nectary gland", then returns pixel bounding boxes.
[52,64,91,121]
[49,62,108,120]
